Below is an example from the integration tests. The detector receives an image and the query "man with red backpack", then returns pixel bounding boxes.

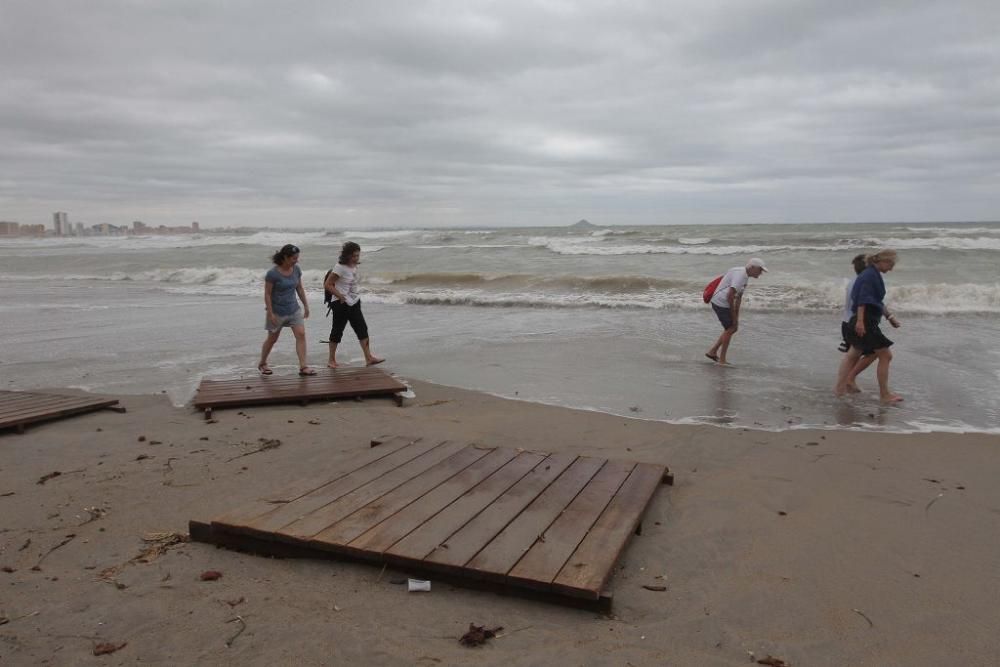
[704,258,767,365]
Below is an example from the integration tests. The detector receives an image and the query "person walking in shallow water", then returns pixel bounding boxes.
[258,244,316,376]
[705,257,767,365]
[841,249,902,404]
[325,241,384,368]
[834,253,878,395]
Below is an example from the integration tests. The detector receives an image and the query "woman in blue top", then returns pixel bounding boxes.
[258,244,316,376]
[843,249,902,403]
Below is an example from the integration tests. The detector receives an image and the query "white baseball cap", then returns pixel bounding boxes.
[747,257,768,272]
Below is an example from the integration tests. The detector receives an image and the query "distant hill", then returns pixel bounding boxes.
[569,219,597,229]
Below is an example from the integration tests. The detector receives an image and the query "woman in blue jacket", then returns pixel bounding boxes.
[843,249,902,403]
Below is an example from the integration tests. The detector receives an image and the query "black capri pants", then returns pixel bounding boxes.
[329,300,369,343]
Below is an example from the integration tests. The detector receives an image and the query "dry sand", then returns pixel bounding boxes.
[1,380,998,666]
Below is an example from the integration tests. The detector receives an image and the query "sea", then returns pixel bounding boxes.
[2,222,998,434]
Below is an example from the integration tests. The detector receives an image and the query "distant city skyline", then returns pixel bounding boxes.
[2,2,998,229]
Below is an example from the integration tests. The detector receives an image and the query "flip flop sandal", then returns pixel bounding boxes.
[299,367,317,376]
[258,364,273,375]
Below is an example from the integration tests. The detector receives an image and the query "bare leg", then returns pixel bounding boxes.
[835,347,863,395]
[327,341,339,368]
[259,330,281,369]
[708,328,737,365]
[360,338,384,366]
[846,354,877,392]
[291,324,309,370]
[875,348,902,403]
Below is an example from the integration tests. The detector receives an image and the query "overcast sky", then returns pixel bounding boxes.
[2,1,998,228]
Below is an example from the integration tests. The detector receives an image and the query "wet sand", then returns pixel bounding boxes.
[1,380,998,666]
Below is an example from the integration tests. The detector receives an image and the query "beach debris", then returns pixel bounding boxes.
[629,406,641,413]
[756,657,789,667]
[226,438,283,462]
[222,596,245,607]
[308,419,321,425]
[37,471,62,485]
[408,578,431,592]
[33,533,77,569]
[0,616,7,625]
[149,440,163,445]
[389,577,408,585]
[418,399,451,408]
[459,623,503,647]
[78,506,108,525]
[852,608,874,627]
[93,641,127,656]
[642,584,667,592]
[199,436,209,441]
[97,532,189,584]
[19,538,31,551]
[200,570,223,581]
[225,616,246,647]
[137,435,146,442]
[777,511,788,516]
[922,478,941,484]
[924,492,944,515]
[135,454,151,461]
[2,566,15,573]
[1,491,15,497]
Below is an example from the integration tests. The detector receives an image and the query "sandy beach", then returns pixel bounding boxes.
[1,380,998,666]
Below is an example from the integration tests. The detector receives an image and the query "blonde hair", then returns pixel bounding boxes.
[867,248,898,267]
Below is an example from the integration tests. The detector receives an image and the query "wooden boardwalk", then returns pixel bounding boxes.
[192,367,407,417]
[190,436,670,608]
[0,390,121,434]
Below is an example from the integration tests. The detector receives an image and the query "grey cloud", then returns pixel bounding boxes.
[1,0,998,227]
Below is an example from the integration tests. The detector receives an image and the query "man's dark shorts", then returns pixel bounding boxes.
[712,303,734,330]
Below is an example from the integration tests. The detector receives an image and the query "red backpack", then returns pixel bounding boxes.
[702,275,723,303]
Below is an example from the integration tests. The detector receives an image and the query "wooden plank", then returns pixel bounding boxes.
[277,441,469,541]
[312,444,497,548]
[507,459,635,590]
[192,368,406,409]
[211,435,418,527]
[551,463,665,599]
[420,452,578,570]
[0,396,116,422]
[345,447,520,554]
[384,451,547,563]
[229,438,450,535]
[463,456,607,581]
[0,393,103,415]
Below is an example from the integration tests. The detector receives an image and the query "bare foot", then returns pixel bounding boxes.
[880,393,903,404]
[366,357,385,366]
[847,383,862,394]
[326,362,338,369]
[704,352,719,362]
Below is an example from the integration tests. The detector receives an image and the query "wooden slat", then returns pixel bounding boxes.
[191,436,668,610]
[312,445,496,548]
[346,447,520,554]
[384,451,547,563]
[0,396,114,421]
[507,460,635,590]
[230,439,450,536]
[0,391,119,430]
[463,456,606,581]
[275,441,469,540]
[211,436,418,527]
[551,463,665,599]
[421,452,578,570]
[192,368,406,410]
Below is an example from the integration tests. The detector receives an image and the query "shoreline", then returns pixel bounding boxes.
[2,382,999,665]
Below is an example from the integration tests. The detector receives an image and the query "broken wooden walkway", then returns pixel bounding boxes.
[190,436,670,609]
[0,390,122,434]
[192,367,407,418]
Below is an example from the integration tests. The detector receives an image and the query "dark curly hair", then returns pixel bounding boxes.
[271,243,300,265]
[339,241,361,265]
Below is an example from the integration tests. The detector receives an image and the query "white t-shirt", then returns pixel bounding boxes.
[841,276,857,323]
[710,267,750,308]
[331,263,360,306]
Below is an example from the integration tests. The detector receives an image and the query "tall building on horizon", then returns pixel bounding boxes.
[52,211,68,236]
